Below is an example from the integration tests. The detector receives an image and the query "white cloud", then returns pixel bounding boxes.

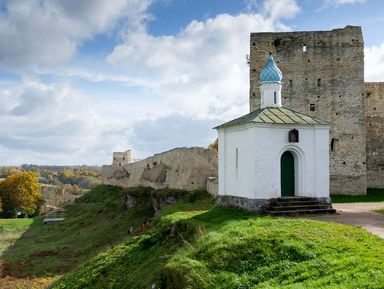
[107,7,299,120]
[326,0,366,6]
[0,0,303,164]
[365,43,384,82]
[262,0,301,20]
[0,0,151,70]
[0,81,110,164]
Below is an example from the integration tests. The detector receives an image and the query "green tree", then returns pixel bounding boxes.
[0,171,44,217]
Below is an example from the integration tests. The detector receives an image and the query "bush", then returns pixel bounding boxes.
[185,189,213,203]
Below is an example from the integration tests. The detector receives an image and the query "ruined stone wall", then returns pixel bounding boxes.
[365,82,384,188]
[102,147,218,192]
[249,26,367,195]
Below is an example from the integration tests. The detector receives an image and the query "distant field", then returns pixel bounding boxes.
[0,219,33,255]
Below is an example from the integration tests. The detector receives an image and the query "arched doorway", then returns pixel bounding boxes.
[281,151,295,197]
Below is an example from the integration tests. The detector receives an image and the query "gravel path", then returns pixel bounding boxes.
[308,203,384,239]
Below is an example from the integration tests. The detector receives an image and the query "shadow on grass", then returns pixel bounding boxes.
[332,188,384,203]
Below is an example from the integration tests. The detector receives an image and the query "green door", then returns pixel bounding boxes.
[281,151,295,197]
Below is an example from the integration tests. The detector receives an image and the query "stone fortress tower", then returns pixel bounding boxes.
[249,25,384,195]
[112,150,133,167]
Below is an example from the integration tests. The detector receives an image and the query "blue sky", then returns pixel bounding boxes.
[0,0,383,165]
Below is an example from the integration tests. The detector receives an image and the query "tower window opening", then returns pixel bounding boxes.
[274,91,277,104]
[288,129,299,143]
[302,44,307,52]
[310,104,315,111]
[289,80,293,87]
[317,78,321,87]
[331,138,339,152]
[123,157,125,160]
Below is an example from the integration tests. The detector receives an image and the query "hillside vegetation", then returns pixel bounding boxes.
[1,185,384,289]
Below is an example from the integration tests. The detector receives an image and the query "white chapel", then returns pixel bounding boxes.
[215,53,334,214]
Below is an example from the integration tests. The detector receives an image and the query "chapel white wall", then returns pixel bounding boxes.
[218,124,329,199]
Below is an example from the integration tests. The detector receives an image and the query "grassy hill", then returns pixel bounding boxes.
[1,185,384,289]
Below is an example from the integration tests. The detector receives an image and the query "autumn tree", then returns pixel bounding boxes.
[0,171,43,217]
[208,138,218,151]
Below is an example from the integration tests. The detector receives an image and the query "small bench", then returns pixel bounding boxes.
[43,218,65,224]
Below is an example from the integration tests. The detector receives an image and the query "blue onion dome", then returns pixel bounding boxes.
[259,54,282,83]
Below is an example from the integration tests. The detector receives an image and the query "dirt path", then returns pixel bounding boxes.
[308,203,384,239]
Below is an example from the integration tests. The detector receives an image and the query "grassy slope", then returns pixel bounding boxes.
[0,185,154,288]
[51,195,384,289]
[2,185,384,289]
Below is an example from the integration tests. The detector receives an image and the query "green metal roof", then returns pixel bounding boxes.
[214,106,329,129]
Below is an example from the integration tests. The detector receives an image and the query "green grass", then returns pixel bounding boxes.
[0,218,34,255]
[0,185,161,289]
[2,185,384,289]
[374,208,384,214]
[332,188,384,203]
[51,201,384,289]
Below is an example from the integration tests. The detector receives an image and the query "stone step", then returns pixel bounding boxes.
[268,204,330,211]
[265,208,336,216]
[271,201,322,207]
[275,197,318,202]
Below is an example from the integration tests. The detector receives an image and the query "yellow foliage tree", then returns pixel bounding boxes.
[208,138,218,152]
[0,171,43,217]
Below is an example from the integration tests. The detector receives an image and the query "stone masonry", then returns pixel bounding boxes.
[113,150,133,167]
[365,82,384,188]
[102,147,218,193]
[249,26,367,195]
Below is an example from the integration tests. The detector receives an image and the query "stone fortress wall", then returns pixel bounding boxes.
[365,82,384,188]
[102,147,218,194]
[249,25,380,195]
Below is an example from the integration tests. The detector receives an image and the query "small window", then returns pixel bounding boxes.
[123,157,125,160]
[119,163,122,166]
[317,79,321,87]
[289,129,299,143]
[235,148,239,169]
[331,138,339,152]
[302,44,307,52]
[113,157,116,160]
[274,91,277,104]
[310,104,315,111]
[289,80,293,87]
